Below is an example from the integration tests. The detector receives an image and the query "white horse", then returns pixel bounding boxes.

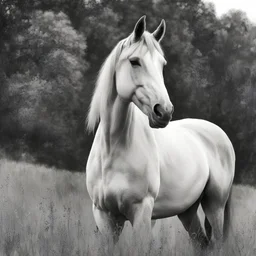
[86,16,235,251]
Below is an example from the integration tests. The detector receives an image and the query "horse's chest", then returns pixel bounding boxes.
[102,172,146,215]
[101,151,159,215]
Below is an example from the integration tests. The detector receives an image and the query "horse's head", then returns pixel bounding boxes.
[116,16,174,128]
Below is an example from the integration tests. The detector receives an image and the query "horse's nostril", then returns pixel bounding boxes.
[153,104,163,118]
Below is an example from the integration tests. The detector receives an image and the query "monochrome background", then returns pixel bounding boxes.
[0,0,255,255]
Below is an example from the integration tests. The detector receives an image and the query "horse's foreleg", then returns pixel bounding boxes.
[92,204,124,251]
[128,196,154,255]
[178,199,209,249]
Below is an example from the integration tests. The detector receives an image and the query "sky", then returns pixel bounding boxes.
[203,0,256,23]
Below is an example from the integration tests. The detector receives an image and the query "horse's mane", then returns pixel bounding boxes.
[86,39,125,132]
[86,32,164,132]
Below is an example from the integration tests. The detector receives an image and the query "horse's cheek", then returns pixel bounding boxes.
[116,69,136,100]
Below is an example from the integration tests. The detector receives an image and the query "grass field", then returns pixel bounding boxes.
[0,159,255,256]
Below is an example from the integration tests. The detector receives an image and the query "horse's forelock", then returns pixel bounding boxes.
[143,32,164,56]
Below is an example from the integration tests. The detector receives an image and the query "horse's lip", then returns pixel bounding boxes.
[151,111,172,122]
[149,117,169,128]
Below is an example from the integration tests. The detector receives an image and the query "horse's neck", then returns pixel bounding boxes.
[100,95,145,153]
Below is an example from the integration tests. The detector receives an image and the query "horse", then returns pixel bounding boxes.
[86,16,235,252]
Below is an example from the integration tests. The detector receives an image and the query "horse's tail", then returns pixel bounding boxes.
[223,185,234,242]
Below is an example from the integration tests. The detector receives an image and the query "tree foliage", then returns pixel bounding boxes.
[0,7,88,170]
[0,0,255,183]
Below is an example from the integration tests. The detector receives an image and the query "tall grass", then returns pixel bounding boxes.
[0,159,255,256]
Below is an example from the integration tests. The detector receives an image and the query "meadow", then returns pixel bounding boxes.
[0,158,255,256]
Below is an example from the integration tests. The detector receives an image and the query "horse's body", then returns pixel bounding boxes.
[86,16,235,251]
[153,118,234,219]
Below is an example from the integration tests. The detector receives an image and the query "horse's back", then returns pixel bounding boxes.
[174,118,235,176]
[162,118,235,168]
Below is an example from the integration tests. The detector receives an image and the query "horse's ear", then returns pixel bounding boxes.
[153,19,166,42]
[133,16,146,42]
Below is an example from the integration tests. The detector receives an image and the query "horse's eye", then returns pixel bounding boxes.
[130,59,141,67]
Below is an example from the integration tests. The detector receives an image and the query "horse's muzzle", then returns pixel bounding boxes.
[150,103,174,128]
[149,118,169,128]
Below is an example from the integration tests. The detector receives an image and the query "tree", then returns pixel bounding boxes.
[0,10,88,170]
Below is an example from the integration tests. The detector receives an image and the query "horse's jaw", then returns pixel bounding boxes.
[148,117,170,129]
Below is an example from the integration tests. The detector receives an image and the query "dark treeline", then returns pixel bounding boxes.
[0,0,255,184]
